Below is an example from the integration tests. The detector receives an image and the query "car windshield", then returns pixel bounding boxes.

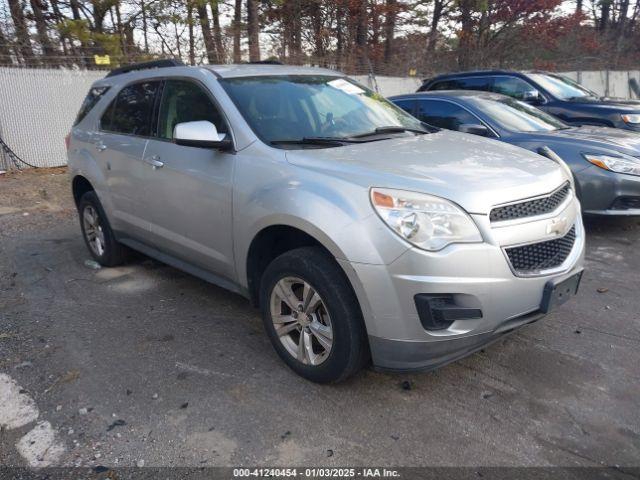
[219,75,425,147]
[468,96,568,132]
[527,73,598,100]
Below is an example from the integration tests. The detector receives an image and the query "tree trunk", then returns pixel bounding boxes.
[355,0,368,72]
[247,0,260,62]
[7,0,34,63]
[141,0,149,53]
[187,1,196,65]
[0,25,12,63]
[30,0,56,63]
[210,0,225,62]
[427,0,445,53]
[599,0,612,31]
[383,0,396,65]
[336,0,345,68]
[575,0,583,15]
[309,0,324,64]
[457,0,475,70]
[196,1,218,63]
[233,0,242,62]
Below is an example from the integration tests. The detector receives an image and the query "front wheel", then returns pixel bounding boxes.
[259,247,369,383]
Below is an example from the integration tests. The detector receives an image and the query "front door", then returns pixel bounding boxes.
[142,79,235,280]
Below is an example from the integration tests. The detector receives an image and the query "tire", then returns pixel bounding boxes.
[259,247,370,383]
[78,191,129,267]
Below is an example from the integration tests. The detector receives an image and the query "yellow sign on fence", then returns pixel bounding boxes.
[94,55,111,66]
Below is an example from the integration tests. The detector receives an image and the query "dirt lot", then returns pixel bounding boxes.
[1,168,639,470]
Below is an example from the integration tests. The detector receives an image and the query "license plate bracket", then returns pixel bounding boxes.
[540,270,583,314]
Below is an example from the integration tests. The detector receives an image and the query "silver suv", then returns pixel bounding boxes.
[67,61,585,383]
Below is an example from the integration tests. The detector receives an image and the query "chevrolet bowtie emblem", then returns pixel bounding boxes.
[547,216,569,236]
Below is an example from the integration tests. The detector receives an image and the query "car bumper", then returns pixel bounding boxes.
[341,204,586,372]
[576,166,640,216]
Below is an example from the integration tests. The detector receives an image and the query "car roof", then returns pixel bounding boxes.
[204,64,343,79]
[390,90,509,102]
[424,70,550,83]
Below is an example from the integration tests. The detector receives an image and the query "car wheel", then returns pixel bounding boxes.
[78,191,129,267]
[259,247,369,383]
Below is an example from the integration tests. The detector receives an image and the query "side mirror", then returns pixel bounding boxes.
[522,90,543,104]
[458,124,491,137]
[174,121,232,150]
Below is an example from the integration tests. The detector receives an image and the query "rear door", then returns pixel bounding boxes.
[142,79,236,279]
[93,80,161,243]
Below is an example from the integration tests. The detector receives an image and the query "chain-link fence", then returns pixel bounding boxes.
[0,67,106,170]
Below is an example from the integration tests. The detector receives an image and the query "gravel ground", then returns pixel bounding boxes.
[1,168,639,470]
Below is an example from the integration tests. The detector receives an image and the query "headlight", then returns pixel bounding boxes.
[370,188,482,251]
[621,114,640,125]
[583,153,640,176]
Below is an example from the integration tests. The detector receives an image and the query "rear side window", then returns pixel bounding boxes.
[416,100,479,131]
[74,87,109,125]
[430,77,493,92]
[101,81,160,136]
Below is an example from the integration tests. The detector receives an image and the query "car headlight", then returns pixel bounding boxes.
[621,114,640,125]
[583,153,640,177]
[370,188,482,251]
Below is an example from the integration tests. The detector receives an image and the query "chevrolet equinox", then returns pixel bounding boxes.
[67,60,585,383]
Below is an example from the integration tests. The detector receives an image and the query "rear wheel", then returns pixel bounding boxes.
[259,247,369,383]
[78,191,129,267]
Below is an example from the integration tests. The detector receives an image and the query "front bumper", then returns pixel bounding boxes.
[342,197,586,372]
[577,165,640,216]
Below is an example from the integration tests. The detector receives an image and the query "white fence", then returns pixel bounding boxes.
[1,67,639,169]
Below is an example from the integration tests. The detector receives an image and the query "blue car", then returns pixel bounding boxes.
[418,71,640,132]
[390,90,640,216]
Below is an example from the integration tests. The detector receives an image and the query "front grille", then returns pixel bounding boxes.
[506,226,576,273]
[490,183,570,222]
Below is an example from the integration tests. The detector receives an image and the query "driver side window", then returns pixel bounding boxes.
[157,80,227,140]
[492,76,538,100]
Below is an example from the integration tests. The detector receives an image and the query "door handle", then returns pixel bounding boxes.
[143,155,164,169]
[95,142,107,152]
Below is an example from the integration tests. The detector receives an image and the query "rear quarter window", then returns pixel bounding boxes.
[74,87,110,126]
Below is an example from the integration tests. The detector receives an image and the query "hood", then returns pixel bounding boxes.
[285,131,566,215]
[532,126,640,155]
[566,96,640,110]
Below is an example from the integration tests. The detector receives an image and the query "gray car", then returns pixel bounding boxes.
[391,91,640,215]
[67,62,585,383]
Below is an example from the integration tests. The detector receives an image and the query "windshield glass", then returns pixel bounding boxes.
[527,73,598,100]
[468,96,568,132]
[219,75,424,146]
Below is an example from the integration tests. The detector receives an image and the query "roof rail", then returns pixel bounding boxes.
[105,59,185,78]
[248,60,284,65]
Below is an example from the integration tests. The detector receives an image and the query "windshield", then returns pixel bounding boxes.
[527,73,598,100]
[468,96,568,132]
[219,75,424,147]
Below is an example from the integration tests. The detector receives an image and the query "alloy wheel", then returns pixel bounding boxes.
[82,205,105,257]
[269,276,333,366]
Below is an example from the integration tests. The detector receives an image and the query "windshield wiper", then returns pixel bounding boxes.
[270,136,390,147]
[351,125,435,138]
[270,137,355,147]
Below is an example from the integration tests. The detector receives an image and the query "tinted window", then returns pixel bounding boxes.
[393,99,415,114]
[75,87,109,126]
[467,97,567,132]
[220,76,423,146]
[526,73,598,100]
[430,77,492,92]
[416,100,480,131]
[157,80,227,140]
[492,76,537,99]
[101,81,160,136]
